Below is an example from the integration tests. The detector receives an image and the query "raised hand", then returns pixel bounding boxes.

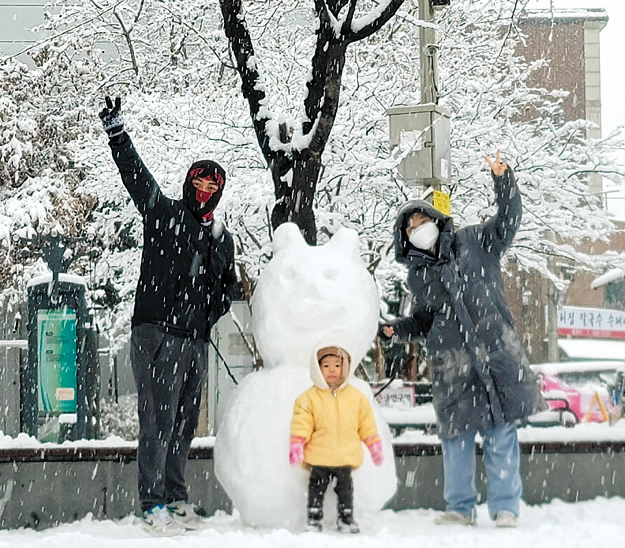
[99,96,124,138]
[484,150,508,177]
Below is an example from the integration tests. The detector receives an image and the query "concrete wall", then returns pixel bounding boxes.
[2,441,624,530]
[388,441,625,511]
[0,447,231,530]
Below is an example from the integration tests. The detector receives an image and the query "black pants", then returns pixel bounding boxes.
[308,465,353,513]
[131,323,206,512]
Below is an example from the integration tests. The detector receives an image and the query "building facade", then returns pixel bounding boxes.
[507,8,623,363]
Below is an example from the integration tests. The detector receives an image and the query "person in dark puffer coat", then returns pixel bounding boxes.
[99,97,240,536]
[380,152,546,528]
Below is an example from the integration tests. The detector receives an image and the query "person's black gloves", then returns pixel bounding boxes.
[99,96,125,141]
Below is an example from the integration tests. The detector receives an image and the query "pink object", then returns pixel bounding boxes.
[540,373,611,424]
[289,441,304,466]
[368,440,384,466]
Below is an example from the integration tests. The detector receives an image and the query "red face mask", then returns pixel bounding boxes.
[196,188,214,204]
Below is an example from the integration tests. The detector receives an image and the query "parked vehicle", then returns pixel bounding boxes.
[528,360,625,426]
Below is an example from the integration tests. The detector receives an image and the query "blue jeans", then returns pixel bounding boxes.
[440,422,522,519]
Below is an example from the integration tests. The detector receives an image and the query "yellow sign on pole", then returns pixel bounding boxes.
[432,190,451,216]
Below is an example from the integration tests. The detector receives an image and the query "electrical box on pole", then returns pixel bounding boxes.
[388,103,451,188]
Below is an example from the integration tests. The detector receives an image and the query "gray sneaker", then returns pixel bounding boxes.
[337,509,360,534]
[167,500,206,530]
[495,511,517,528]
[306,508,323,532]
[140,505,185,536]
[435,510,476,526]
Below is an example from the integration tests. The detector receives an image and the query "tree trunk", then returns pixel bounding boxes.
[270,151,321,245]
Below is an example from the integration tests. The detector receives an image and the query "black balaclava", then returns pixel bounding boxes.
[183,160,226,225]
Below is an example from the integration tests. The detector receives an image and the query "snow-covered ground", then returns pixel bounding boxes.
[0,497,623,548]
[1,421,625,546]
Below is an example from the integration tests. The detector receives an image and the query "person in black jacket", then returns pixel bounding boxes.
[99,97,239,536]
[380,152,546,528]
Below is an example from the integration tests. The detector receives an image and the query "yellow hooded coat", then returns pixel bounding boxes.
[290,347,380,468]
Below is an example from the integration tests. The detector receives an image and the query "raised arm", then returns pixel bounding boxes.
[481,151,522,256]
[100,97,164,217]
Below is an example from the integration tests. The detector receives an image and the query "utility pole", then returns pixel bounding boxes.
[384,0,451,384]
[546,232,559,362]
[547,280,559,362]
[387,0,451,197]
[418,0,438,106]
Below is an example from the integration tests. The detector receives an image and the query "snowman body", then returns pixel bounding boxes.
[214,223,397,529]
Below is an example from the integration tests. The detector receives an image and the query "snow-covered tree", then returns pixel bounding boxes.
[220,0,407,243]
[0,0,623,345]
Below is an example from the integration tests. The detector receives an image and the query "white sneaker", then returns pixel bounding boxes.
[167,500,206,530]
[495,511,517,528]
[435,510,476,526]
[140,504,185,536]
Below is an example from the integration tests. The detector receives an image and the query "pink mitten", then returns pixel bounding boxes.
[289,441,304,466]
[368,439,384,466]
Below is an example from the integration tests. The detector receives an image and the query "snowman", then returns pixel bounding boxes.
[214,223,397,530]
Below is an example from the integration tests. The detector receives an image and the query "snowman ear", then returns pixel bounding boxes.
[326,227,362,263]
[272,222,307,254]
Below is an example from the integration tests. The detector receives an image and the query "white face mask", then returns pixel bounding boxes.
[408,222,439,250]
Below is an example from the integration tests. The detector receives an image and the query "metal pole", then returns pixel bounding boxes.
[546,231,559,362]
[418,0,438,105]
[547,280,559,362]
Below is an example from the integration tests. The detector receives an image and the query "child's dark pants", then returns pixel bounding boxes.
[308,465,353,513]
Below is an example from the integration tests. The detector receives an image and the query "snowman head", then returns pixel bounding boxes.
[251,223,379,369]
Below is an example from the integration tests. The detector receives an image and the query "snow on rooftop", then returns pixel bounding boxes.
[520,8,608,22]
[26,272,87,288]
[531,360,625,375]
[558,338,625,361]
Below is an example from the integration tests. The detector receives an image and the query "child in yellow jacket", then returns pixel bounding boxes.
[289,346,383,533]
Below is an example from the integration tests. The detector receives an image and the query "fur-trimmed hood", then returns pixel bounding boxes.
[393,199,454,266]
[309,345,353,391]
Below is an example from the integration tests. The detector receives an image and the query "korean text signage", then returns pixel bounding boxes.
[558,305,625,339]
[375,386,415,407]
[37,309,77,413]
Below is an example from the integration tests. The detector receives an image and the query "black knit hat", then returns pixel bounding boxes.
[183,160,226,223]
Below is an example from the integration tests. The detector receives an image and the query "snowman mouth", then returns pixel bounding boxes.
[293,299,343,326]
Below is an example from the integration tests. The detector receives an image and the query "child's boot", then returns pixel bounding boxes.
[306,508,323,532]
[337,508,360,533]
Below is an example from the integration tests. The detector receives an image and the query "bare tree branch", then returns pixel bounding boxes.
[89,0,138,75]
[219,0,274,161]
[346,0,406,42]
